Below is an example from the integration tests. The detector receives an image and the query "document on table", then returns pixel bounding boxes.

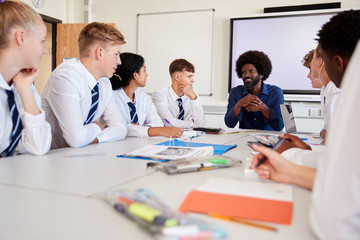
[157,139,237,155]
[119,145,214,161]
[179,177,293,224]
[197,178,292,201]
[149,130,205,140]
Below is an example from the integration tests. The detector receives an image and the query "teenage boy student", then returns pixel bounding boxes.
[0,1,51,157]
[225,50,284,131]
[251,10,360,238]
[42,22,127,149]
[152,59,206,129]
[302,47,340,142]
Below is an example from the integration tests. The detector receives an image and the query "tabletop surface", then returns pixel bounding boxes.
[0,131,317,240]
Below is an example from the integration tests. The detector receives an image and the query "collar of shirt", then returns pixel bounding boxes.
[77,58,98,91]
[262,83,269,95]
[168,85,183,102]
[119,87,137,105]
[0,73,14,91]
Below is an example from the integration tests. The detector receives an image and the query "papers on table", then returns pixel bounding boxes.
[118,145,214,161]
[157,139,237,155]
[150,130,205,141]
[197,178,292,202]
[179,178,293,224]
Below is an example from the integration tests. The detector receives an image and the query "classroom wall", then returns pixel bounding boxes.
[20,0,83,23]
[90,0,359,106]
[21,0,359,130]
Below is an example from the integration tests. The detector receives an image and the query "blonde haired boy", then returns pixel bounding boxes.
[42,22,127,149]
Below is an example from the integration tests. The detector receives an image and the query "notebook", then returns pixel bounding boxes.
[179,178,293,224]
[280,104,317,136]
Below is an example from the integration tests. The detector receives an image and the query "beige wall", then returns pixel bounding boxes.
[20,0,360,104]
[91,0,359,105]
[21,0,84,23]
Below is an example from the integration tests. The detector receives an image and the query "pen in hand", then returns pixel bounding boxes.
[255,138,286,168]
[163,118,174,127]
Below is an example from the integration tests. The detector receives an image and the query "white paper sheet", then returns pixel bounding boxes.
[197,178,293,202]
[125,145,214,160]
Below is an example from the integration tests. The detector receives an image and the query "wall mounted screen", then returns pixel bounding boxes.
[229,10,342,94]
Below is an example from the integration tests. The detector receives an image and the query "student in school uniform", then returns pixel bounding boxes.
[0,1,51,157]
[274,46,343,167]
[313,46,340,141]
[152,59,206,129]
[302,47,340,142]
[251,10,360,238]
[41,22,127,149]
[109,52,184,138]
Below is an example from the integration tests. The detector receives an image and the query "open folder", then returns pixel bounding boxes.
[179,178,293,224]
[157,139,237,155]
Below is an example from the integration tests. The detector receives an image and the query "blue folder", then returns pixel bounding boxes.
[157,139,237,155]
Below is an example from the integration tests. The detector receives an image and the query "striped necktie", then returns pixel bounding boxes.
[1,90,23,157]
[177,98,184,120]
[127,102,139,124]
[84,83,99,125]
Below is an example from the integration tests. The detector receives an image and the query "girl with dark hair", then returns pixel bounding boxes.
[110,53,183,138]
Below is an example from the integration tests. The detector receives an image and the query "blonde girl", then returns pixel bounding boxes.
[0,0,51,157]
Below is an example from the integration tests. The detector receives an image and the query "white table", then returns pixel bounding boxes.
[0,137,161,195]
[0,132,317,239]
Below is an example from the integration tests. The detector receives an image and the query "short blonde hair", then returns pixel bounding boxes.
[78,22,126,58]
[0,0,42,50]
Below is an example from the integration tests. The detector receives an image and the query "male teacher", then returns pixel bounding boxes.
[224,50,284,131]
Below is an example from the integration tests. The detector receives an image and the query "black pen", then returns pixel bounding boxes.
[255,138,286,168]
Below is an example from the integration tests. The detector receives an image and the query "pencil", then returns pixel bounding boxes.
[163,118,174,127]
[221,130,260,135]
[209,213,277,232]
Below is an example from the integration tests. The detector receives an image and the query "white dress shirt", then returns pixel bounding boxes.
[0,74,51,156]
[41,58,127,149]
[320,81,340,130]
[281,146,324,169]
[113,88,163,137]
[310,42,360,239]
[152,86,206,128]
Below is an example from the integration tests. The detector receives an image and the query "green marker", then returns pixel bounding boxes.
[209,158,229,165]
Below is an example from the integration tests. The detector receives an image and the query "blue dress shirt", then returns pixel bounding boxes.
[224,83,284,131]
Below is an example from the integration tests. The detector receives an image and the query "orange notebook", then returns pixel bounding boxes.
[179,178,293,224]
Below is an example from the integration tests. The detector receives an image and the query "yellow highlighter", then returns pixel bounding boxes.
[128,202,178,227]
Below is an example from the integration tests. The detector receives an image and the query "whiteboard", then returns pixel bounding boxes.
[137,9,214,96]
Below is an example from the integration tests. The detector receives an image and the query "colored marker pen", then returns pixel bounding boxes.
[164,118,174,127]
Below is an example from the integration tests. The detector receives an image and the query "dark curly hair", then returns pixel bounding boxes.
[235,50,272,81]
[317,10,360,59]
[110,52,144,90]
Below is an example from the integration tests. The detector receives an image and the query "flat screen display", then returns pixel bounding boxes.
[229,10,342,94]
